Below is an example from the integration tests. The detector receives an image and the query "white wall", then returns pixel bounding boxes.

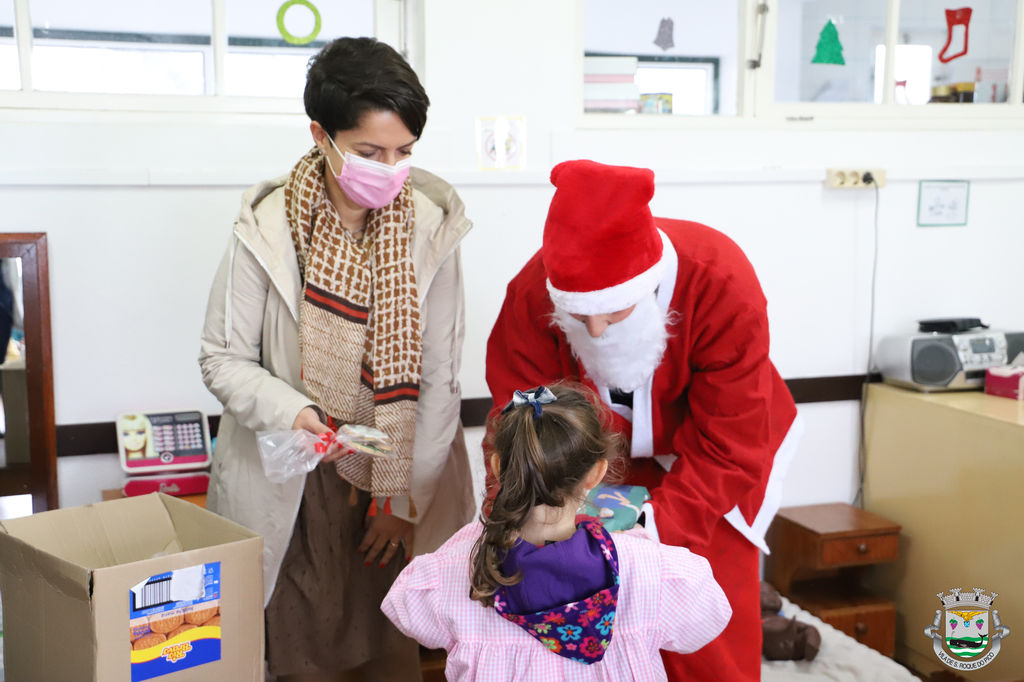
[2,0,1024,509]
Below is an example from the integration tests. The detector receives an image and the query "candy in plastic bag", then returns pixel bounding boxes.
[335,424,393,458]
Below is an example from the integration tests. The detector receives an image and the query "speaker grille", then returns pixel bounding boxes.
[911,338,960,386]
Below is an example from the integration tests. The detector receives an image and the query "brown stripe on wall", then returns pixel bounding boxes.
[460,397,493,427]
[54,375,876,457]
[785,373,881,404]
[57,415,221,458]
[460,374,880,427]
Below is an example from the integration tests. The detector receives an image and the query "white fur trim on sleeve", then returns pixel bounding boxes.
[640,501,660,543]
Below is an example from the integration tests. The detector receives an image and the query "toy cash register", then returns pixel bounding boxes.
[116,410,212,476]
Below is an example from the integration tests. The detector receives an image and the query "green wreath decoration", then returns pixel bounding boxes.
[277,0,322,46]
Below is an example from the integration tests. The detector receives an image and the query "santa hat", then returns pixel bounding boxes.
[542,160,666,315]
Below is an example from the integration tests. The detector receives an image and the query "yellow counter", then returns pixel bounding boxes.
[864,383,1024,680]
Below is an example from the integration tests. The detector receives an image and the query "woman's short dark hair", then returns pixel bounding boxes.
[304,37,429,139]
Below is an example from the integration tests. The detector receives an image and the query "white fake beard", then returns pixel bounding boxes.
[551,293,669,393]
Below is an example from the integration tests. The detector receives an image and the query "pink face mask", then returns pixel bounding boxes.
[325,137,411,209]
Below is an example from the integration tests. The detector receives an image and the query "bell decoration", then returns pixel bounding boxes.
[653,17,674,51]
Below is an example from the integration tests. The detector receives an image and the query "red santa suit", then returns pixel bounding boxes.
[486,160,800,681]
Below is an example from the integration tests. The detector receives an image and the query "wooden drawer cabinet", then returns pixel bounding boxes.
[825,605,895,654]
[765,503,901,657]
[820,532,898,566]
[779,576,897,656]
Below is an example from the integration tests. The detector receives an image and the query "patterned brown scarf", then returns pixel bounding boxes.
[285,147,421,502]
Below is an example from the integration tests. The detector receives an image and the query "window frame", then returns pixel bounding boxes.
[585,51,721,116]
[0,0,416,114]
[576,0,1024,130]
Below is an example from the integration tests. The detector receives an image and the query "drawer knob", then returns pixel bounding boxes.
[855,622,868,635]
[857,543,869,554]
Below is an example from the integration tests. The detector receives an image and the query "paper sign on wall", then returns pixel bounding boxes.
[917,180,970,226]
[476,116,526,170]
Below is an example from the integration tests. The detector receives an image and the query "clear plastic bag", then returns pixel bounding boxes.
[256,430,327,484]
[256,425,394,484]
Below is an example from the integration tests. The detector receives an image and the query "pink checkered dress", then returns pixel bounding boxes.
[382,522,731,681]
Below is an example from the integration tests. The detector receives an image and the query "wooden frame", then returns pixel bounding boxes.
[0,233,56,512]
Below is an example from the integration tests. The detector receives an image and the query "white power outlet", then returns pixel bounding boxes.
[825,168,887,189]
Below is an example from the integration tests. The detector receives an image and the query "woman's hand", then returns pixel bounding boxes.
[359,511,414,567]
[292,406,330,434]
[291,406,350,461]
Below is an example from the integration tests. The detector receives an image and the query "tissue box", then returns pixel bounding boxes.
[0,493,263,681]
[985,366,1024,400]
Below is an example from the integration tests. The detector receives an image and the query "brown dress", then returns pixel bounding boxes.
[265,463,418,676]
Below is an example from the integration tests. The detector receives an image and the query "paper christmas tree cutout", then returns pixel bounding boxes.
[811,19,845,65]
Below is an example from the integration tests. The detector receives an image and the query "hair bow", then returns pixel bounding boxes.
[501,386,557,419]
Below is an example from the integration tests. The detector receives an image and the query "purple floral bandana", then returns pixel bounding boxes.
[493,521,620,664]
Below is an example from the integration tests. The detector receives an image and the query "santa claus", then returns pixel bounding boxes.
[485,159,801,681]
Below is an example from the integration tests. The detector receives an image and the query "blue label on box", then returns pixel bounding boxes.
[129,562,221,681]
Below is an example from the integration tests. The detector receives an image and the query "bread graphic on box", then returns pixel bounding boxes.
[185,605,219,625]
[132,633,167,651]
[147,613,184,634]
[167,623,197,638]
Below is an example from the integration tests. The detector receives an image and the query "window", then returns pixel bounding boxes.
[585,54,719,115]
[224,0,374,98]
[29,0,212,95]
[637,58,718,115]
[583,0,1024,126]
[0,1,18,90]
[584,0,739,117]
[0,0,404,109]
[895,0,1016,105]
[774,0,887,103]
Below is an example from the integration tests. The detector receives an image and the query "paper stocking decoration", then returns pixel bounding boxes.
[938,7,972,63]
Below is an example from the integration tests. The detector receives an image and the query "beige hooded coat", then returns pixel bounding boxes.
[199,168,476,605]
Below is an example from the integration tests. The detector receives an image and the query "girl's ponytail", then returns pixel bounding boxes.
[469,383,622,606]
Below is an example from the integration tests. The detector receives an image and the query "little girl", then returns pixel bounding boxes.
[382,384,731,680]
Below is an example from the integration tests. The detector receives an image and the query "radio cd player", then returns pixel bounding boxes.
[877,329,1024,391]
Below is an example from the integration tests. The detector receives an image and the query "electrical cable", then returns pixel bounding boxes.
[854,173,880,508]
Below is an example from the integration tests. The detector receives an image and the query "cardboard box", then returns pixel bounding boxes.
[985,365,1024,400]
[0,493,263,682]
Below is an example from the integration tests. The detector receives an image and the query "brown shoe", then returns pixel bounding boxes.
[762,615,822,661]
[760,581,783,616]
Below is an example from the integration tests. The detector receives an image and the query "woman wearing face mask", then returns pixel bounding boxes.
[198,37,475,681]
